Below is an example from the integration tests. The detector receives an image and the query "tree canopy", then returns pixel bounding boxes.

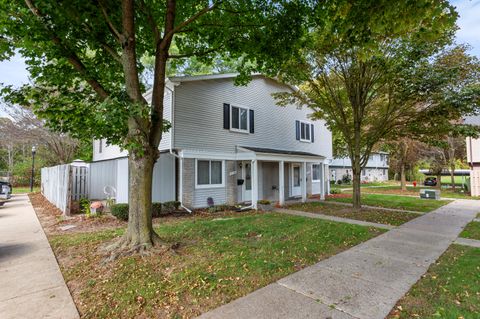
[274,0,480,209]
[0,0,315,252]
[0,0,310,149]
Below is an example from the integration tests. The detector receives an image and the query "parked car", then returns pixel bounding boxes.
[423,177,437,186]
[0,181,12,200]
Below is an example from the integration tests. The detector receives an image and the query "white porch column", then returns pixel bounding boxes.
[320,163,326,200]
[279,161,285,206]
[252,159,258,209]
[325,164,330,196]
[301,161,307,202]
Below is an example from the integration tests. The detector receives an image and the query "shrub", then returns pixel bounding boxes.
[111,201,182,220]
[152,202,162,217]
[79,198,90,215]
[330,188,341,194]
[258,199,271,205]
[163,201,180,213]
[341,174,352,184]
[206,204,231,213]
[111,204,129,221]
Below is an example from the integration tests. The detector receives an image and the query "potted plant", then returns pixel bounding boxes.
[258,199,273,211]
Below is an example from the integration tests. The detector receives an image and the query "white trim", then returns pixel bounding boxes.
[194,159,225,189]
[180,148,325,163]
[298,120,313,143]
[279,161,285,205]
[167,73,300,92]
[230,104,250,134]
[252,159,258,209]
[302,162,307,202]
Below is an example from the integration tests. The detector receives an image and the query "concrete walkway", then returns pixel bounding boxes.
[198,199,480,319]
[454,237,480,248]
[322,200,424,215]
[0,195,79,319]
[276,208,395,230]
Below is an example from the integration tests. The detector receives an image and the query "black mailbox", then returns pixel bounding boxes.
[237,179,245,185]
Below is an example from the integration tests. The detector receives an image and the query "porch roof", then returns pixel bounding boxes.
[239,146,325,159]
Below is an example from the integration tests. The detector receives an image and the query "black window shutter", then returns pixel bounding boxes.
[223,103,230,129]
[311,124,315,142]
[249,109,254,133]
[295,120,300,140]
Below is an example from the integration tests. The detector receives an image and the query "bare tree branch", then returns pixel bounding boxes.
[24,0,111,100]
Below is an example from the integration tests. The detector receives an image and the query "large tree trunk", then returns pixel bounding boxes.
[450,163,456,191]
[436,173,442,189]
[352,156,362,211]
[126,153,155,247]
[400,163,407,191]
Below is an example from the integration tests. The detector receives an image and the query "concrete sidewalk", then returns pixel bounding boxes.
[198,199,480,319]
[276,208,395,230]
[0,195,79,319]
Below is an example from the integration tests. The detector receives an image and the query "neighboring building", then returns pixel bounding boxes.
[465,116,480,196]
[90,74,333,209]
[329,152,389,183]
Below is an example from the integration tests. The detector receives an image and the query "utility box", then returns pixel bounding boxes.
[420,189,440,200]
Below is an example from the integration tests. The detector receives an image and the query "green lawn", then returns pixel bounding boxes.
[50,212,383,318]
[12,186,40,194]
[287,201,420,226]
[389,245,480,319]
[359,185,476,200]
[326,193,451,213]
[425,175,468,186]
[330,181,396,190]
[460,221,480,240]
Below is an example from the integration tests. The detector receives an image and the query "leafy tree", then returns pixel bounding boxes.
[387,138,425,190]
[0,0,310,253]
[276,0,461,210]
[394,46,480,191]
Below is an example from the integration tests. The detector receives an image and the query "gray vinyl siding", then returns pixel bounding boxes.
[89,159,118,200]
[173,76,332,158]
[193,188,227,208]
[144,89,172,151]
[152,153,176,202]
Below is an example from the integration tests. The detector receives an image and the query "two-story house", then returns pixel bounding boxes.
[89,74,333,209]
[330,152,389,183]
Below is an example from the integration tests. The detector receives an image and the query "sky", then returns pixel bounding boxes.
[0,1,479,90]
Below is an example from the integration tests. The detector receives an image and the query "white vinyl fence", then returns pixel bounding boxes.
[41,163,89,215]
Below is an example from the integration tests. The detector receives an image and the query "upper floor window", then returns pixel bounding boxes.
[296,120,314,143]
[196,160,224,188]
[99,140,103,153]
[223,103,254,133]
[231,105,249,132]
[380,154,385,161]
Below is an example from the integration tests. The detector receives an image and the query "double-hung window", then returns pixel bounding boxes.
[300,122,312,142]
[196,160,224,188]
[312,164,321,181]
[231,105,249,132]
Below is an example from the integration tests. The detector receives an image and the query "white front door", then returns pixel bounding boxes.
[291,164,301,197]
[243,161,252,202]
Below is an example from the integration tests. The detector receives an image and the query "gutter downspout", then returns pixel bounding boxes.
[165,84,192,213]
